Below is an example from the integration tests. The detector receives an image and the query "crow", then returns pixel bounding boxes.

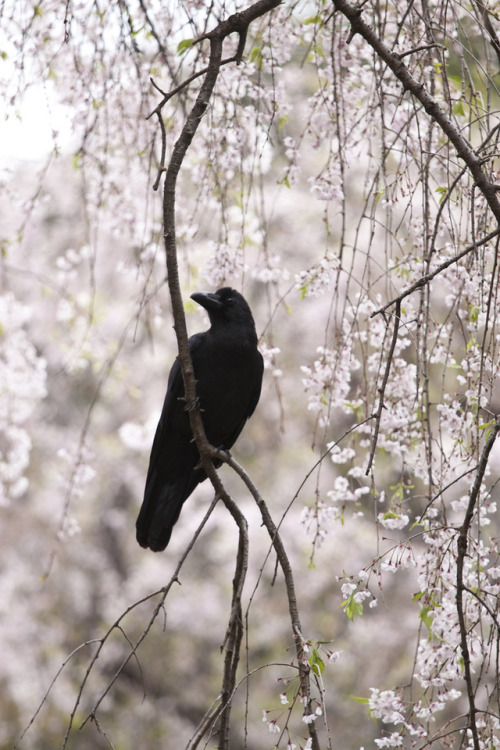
[136,287,264,552]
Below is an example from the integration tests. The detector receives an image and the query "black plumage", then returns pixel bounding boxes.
[136,287,264,552]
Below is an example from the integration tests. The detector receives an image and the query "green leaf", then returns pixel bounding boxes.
[453,100,465,116]
[0,239,10,259]
[250,45,262,69]
[435,185,447,204]
[381,510,399,521]
[131,24,145,38]
[309,647,325,676]
[419,605,434,633]
[278,114,289,131]
[299,281,309,299]
[410,518,425,531]
[435,185,456,204]
[304,14,321,24]
[469,303,480,323]
[352,695,369,704]
[341,593,364,621]
[478,421,493,440]
[177,38,193,55]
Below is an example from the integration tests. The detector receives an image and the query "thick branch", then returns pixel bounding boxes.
[157,3,281,747]
[161,0,280,480]
[332,0,500,226]
[456,418,500,750]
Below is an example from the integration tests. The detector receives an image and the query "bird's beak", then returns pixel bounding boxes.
[191,291,223,310]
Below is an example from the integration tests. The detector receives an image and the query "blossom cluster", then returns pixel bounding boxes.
[0,293,47,503]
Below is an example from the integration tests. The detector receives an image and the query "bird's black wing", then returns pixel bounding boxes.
[246,354,264,419]
[136,333,206,551]
[219,351,264,449]
[200,347,264,460]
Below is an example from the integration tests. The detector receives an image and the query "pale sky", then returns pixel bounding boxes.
[0,84,75,164]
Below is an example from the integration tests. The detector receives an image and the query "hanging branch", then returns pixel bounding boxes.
[226,454,321,750]
[472,0,500,70]
[370,228,500,319]
[155,0,280,465]
[218,505,247,748]
[455,418,500,750]
[145,1,323,747]
[328,12,500,743]
[365,300,401,474]
[332,0,500,226]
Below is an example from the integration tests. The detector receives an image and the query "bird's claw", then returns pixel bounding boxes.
[184,396,201,412]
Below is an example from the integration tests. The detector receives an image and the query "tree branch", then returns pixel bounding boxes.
[226,454,321,750]
[160,0,280,478]
[218,496,248,750]
[365,300,401,474]
[473,0,500,71]
[58,494,220,747]
[456,418,500,750]
[332,0,500,226]
[370,228,500,318]
[155,1,281,746]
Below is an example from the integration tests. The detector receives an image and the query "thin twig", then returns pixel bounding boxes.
[152,110,167,191]
[398,42,446,59]
[147,54,240,121]
[365,300,401,474]
[15,490,215,748]
[371,228,500,318]
[74,495,220,740]
[226,455,322,750]
[463,586,500,629]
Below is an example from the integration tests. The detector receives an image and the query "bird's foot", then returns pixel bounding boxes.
[183,396,201,412]
[216,447,231,462]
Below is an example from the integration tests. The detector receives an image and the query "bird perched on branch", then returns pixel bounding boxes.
[136,287,264,552]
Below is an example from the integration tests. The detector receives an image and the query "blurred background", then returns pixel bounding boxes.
[1,1,500,748]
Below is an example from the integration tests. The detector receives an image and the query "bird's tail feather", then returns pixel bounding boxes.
[136,470,203,552]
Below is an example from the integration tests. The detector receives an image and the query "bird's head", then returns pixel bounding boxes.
[191,287,257,341]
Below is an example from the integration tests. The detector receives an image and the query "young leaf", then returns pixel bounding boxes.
[309,646,325,676]
[341,593,364,621]
[177,38,193,56]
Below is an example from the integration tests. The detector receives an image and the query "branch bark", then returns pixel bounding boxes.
[365,300,401,474]
[370,228,500,318]
[155,1,283,747]
[226,455,322,750]
[332,0,500,226]
[160,0,280,487]
[455,418,500,750]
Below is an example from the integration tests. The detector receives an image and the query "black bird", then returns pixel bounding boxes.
[136,287,264,552]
